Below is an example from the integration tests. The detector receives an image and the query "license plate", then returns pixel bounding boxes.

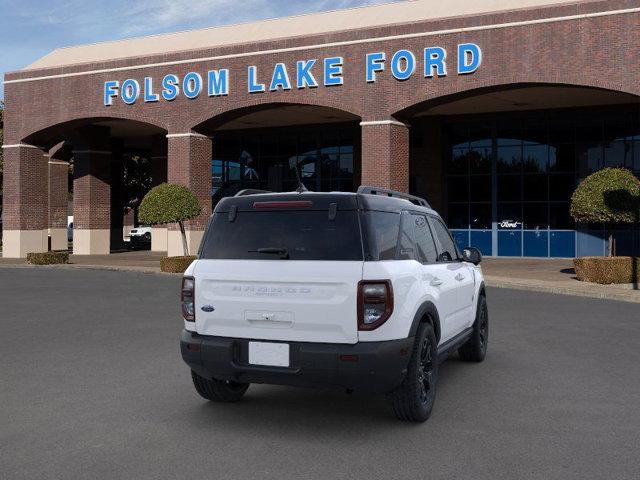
[248,342,290,367]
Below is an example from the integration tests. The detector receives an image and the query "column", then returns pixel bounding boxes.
[110,143,124,251]
[150,134,168,252]
[360,120,410,192]
[166,132,212,257]
[48,158,69,251]
[1,144,49,258]
[72,127,112,255]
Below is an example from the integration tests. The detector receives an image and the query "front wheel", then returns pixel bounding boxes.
[191,370,249,402]
[387,322,438,422]
[458,295,489,362]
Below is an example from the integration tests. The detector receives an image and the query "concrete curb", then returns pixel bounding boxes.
[0,263,177,276]
[485,276,640,304]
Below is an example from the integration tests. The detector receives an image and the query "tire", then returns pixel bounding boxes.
[191,370,249,402]
[387,322,438,422]
[458,294,489,362]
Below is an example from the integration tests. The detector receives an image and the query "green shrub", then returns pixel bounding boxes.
[160,256,197,273]
[139,183,202,256]
[570,168,640,224]
[27,251,70,265]
[574,256,640,284]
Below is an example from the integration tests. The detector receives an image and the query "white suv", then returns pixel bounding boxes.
[180,186,488,422]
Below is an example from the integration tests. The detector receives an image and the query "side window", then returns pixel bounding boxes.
[428,217,459,262]
[412,214,438,264]
[363,211,401,261]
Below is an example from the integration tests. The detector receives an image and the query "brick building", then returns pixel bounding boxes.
[2,0,640,258]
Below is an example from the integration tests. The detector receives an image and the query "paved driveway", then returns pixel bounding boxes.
[1,268,639,480]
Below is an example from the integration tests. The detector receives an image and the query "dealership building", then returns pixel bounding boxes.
[2,0,640,258]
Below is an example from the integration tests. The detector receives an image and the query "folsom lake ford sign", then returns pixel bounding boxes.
[103,43,482,106]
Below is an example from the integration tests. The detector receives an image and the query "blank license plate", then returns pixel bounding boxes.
[248,342,290,367]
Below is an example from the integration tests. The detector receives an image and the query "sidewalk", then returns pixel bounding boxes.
[482,258,640,303]
[1,251,639,303]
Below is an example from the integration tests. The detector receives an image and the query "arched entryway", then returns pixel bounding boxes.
[398,84,640,258]
[193,103,362,206]
[3,117,167,257]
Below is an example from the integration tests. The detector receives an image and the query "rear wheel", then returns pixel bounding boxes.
[387,322,438,422]
[458,295,488,362]
[191,370,249,402]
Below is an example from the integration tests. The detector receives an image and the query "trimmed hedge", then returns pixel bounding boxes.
[570,168,640,224]
[574,256,640,284]
[139,183,202,226]
[160,256,197,273]
[27,251,70,265]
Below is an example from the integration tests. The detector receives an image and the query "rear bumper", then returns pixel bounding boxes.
[181,329,414,393]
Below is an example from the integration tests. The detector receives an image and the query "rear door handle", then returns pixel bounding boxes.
[455,273,465,281]
[430,277,444,287]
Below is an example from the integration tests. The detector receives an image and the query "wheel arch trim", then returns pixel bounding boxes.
[408,301,441,343]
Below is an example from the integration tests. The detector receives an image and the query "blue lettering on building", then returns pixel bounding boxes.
[103,44,482,106]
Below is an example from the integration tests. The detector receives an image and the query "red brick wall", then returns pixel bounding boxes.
[4,0,640,146]
[167,135,213,230]
[2,146,48,230]
[361,123,410,191]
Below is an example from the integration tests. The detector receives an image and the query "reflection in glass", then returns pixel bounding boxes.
[497,145,522,173]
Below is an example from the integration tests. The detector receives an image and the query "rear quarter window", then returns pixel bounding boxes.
[200,210,363,261]
[362,211,401,261]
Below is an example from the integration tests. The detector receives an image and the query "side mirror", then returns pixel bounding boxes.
[462,247,482,265]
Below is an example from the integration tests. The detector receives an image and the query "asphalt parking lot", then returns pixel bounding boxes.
[1,268,639,480]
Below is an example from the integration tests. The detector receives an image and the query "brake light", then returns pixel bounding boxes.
[357,280,393,330]
[181,276,195,322]
[253,201,313,209]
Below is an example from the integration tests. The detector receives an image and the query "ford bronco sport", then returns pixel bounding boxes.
[180,186,488,422]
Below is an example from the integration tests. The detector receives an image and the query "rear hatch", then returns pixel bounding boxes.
[193,194,364,344]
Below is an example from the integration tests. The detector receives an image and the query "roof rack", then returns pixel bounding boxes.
[357,185,431,208]
[234,189,272,197]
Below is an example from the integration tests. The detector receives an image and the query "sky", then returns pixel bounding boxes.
[0,0,400,100]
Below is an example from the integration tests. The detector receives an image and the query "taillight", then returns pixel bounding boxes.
[181,276,195,322]
[357,280,393,330]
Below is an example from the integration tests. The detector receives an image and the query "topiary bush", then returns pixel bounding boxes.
[574,256,640,284]
[570,168,640,256]
[27,251,70,265]
[160,256,197,273]
[139,183,202,256]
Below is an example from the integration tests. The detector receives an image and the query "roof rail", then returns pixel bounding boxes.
[357,185,431,208]
[234,189,272,197]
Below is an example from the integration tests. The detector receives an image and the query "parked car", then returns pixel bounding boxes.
[180,186,488,422]
[127,226,152,250]
[67,216,74,242]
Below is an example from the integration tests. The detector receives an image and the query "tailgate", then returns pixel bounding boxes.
[194,260,363,344]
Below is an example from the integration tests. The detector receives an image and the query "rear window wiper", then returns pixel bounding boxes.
[249,247,290,259]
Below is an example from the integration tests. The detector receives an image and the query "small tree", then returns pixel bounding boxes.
[570,168,640,256]
[138,183,202,256]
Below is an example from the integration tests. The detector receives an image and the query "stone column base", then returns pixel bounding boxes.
[167,230,204,257]
[73,229,110,255]
[49,228,68,251]
[2,230,48,258]
[151,227,168,252]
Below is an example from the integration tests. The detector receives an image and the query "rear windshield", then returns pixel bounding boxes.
[200,210,363,261]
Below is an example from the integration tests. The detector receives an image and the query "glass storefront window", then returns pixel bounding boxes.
[470,175,492,202]
[470,203,492,229]
[211,124,358,205]
[523,204,548,230]
[497,145,522,173]
[523,144,548,173]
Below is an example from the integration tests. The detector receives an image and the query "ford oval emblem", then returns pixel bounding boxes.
[201,305,215,312]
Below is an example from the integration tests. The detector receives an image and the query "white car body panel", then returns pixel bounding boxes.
[192,259,363,344]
